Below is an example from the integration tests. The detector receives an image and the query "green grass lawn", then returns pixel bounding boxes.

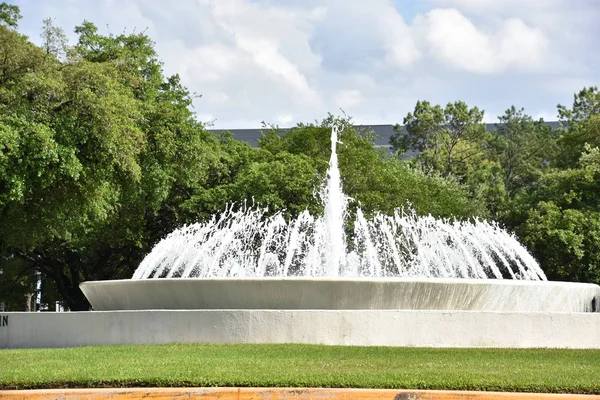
[1,344,600,394]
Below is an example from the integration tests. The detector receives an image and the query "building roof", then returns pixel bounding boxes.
[208,121,561,148]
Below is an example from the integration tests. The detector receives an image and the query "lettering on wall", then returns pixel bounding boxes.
[0,315,7,327]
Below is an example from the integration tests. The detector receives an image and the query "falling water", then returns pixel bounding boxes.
[132,127,546,281]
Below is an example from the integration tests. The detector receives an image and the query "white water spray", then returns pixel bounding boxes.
[132,127,546,281]
[321,124,347,276]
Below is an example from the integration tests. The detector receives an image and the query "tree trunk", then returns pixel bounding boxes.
[68,295,91,311]
[39,260,91,311]
[58,281,91,311]
[24,293,33,311]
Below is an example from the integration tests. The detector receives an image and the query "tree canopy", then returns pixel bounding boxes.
[395,90,600,287]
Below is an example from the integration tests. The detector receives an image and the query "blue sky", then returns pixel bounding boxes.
[8,0,600,128]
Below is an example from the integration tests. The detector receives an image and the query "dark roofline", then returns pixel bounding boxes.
[208,122,560,148]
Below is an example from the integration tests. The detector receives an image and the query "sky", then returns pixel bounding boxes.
[8,0,600,129]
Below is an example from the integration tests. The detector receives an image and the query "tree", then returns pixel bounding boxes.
[0,18,224,310]
[391,100,445,168]
[488,107,555,198]
[0,254,36,311]
[0,60,146,309]
[73,20,163,101]
[0,2,21,29]
[392,101,488,180]
[0,25,46,87]
[41,18,68,59]
[518,145,600,284]
[555,86,600,168]
[227,152,321,218]
[259,114,486,220]
[1,61,145,250]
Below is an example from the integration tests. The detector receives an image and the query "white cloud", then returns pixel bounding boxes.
[310,0,420,70]
[10,0,599,129]
[414,8,548,73]
[429,0,600,75]
[432,0,563,15]
[276,115,294,125]
[202,0,321,101]
[335,90,362,109]
[375,3,421,67]
[495,18,548,69]
[158,42,239,84]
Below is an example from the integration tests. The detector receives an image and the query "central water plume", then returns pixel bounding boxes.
[132,126,546,281]
[321,124,347,276]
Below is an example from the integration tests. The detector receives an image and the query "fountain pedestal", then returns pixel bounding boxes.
[2,278,599,349]
[79,278,600,313]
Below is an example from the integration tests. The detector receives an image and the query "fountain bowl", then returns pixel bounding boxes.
[5,278,600,349]
[80,277,600,313]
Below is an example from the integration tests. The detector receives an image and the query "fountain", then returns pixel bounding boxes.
[3,126,599,349]
[81,125,599,315]
[129,125,546,281]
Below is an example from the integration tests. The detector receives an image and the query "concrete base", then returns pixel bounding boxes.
[1,310,599,349]
[80,278,600,313]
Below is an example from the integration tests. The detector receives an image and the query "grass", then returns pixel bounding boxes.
[1,344,600,394]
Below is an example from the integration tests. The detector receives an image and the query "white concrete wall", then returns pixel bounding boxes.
[1,310,599,349]
[80,278,600,313]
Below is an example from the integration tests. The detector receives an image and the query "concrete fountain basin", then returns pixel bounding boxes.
[80,277,600,312]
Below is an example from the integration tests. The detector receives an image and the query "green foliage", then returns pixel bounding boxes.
[0,58,145,250]
[260,114,484,219]
[73,20,163,101]
[522,203,600,284]
[180,137,267,220]
[228,152,320,218]
[515,145,600,283]
[555,87,600,168]
[0,25,46,87]
[0,2,21,29]
[466,107,557,218]
[0,17,223,310]
[497,88,600,285]
[0,255,35,311]
[40,18,68,58]
[489,106,555,198]
[392,100,487,179]
[393,94,600,284]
